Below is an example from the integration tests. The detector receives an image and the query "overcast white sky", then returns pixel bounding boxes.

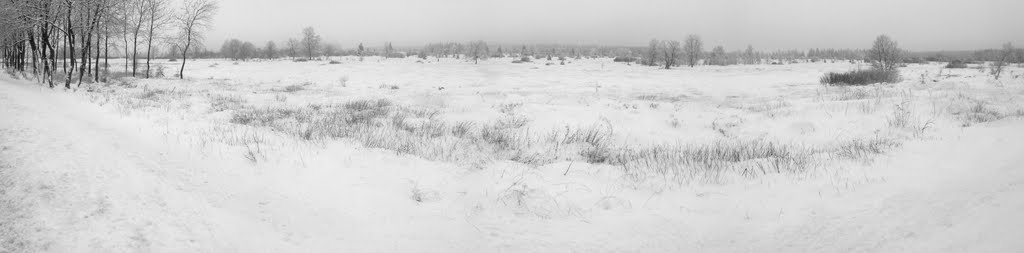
[204,0,1024,51]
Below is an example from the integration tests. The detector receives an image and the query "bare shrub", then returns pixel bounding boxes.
[945,60,968,68]
[613,56,637,63]
[337,76,348,87]
[284,83,308,92]
[991,42,1015,80]
[241,131,266,163]
[821,69,901,86]
[887,101,913,128]
[496,102,523,115]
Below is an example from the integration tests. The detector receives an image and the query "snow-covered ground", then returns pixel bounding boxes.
[2,58,1023,252]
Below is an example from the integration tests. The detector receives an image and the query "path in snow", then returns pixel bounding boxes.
[1,77,1023,252]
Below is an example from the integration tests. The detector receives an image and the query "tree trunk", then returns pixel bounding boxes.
[65,9,76,89]
[104,28,109,82]
[179,31,192,79]
[145,16,155,78]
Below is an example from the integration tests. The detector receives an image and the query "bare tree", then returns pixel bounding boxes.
[660,40,680,69]
[175,0,218,79]
[868,35,902,71]
[709,46,726,65]
[264,41,276,59]
[143,0,170,78]
[300,27,320,60]
[220,39,241,59]
[682,34,703,67]
[744,45,756,64]
[239,41,254,60]
[992,42,1014,80]
[465,40,489,64]
[323,43,338,57]
[645,39,660,66]
[384,42,394,58]
[286,38,299,58]
[130,0,148,76]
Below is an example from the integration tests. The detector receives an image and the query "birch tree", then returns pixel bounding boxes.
[175,0,217,79]
[143,0,170,78]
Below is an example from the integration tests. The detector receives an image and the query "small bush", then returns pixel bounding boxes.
[902,57,926,64]
[820,69,901,86]
[329,60,342,64]
[154,64,166,78]
[945,60,968,69]
[293,58,309,62]
[613,56,636,62]
[337,76,348,87]
[512,57,532,64]
[284,84,306,92]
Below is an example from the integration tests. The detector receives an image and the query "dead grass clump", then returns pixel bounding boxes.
[741,99,791,118]
[496,102,523,115]
[834,88,872,101]
[283,83,309,92]
[954,100,1003,126]
[209,94,247,112]
[228,98,908,184]
[230,106,312,126]
[833,136,900,160]
[634,94,686,103]
[545,124,615,163]
[610,139,815,182]
[106,86,189,114]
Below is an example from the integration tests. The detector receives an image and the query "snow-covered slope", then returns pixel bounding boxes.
[2,60,1023,252]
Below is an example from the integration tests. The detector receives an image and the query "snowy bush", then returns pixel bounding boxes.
[945,60,968,68]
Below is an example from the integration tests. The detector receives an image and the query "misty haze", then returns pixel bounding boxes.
[2,0,1024,252]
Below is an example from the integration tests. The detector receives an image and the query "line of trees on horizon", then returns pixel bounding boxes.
[6,9,1022,87]
[210,27,1024,71]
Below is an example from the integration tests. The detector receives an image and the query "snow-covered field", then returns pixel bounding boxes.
[2,57,1024,252]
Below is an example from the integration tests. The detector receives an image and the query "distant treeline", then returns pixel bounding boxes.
[209,28,1023,68]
